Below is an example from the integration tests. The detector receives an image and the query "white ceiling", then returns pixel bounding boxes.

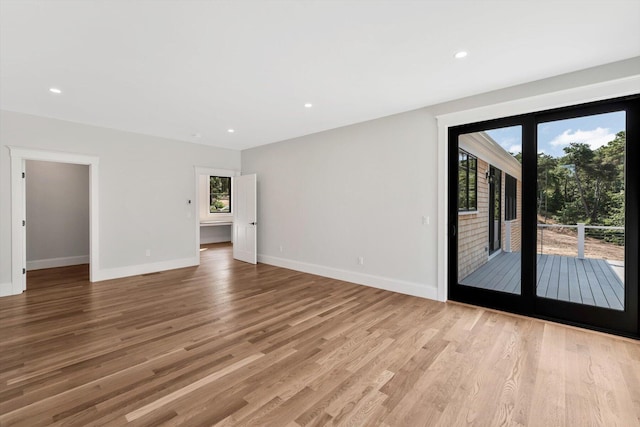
[1,1,639,150]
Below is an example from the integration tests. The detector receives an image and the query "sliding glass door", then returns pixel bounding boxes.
[533,101,638,334]
[455,125,523,299]
[448,95,639,337]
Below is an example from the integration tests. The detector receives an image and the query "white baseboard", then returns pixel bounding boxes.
[27,255,90,271]
[258,254,439,301]
[93,257,199,282]
[0,282,16,297]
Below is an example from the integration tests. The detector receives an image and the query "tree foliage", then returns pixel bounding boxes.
[537,131,625,226]
[210,176,231,213]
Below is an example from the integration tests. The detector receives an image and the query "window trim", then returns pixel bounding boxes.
[197,168,238,222]
[458,149,478,212]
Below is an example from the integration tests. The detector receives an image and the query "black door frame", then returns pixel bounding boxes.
[448,94,639,338]
[488,165,502,254]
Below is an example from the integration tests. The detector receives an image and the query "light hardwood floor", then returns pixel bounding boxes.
[1,243,639,426]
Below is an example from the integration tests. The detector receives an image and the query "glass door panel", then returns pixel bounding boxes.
[536,111,626,310]
[457,126,522,295]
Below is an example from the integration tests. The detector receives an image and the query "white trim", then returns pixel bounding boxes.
[202,168,236,219]
[0,283,13,297]
[436,74,640,303]
[437,121,448,302]
[27,255,90,271]
[436,75,640,128]
[93,257,198,282]
[458,210,479,216]
[206,176,233,220]
[200,221,233,226]
[9,147,99,296]
[259,254,440,301]
[197,167,237,178]
[194,166,240,261]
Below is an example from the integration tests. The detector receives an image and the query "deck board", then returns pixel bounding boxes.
[472,252,510,288]
[546,255,560,300]
[593,259,623,310]
[585,260,609,308]
[567,257,582,304]
[537,254,552,297]
[557,256,569,302]
[596,259,624,304]
[459,252,625,310]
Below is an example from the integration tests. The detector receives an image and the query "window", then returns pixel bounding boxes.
[458,149,477,211]
[505,174,517,220]
[210,176,231,213]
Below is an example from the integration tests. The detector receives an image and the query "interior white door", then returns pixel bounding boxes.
[233,174,257,264]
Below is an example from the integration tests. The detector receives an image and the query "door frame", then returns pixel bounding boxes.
[532,98,638,335]
[447,115,532,315]
[9,147,99,294]
[436,74,640,304]
[446,95,639,337]
[488,165,502,255]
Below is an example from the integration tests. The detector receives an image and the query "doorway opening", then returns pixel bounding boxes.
[25,160,90,290]
[194,167,237,263]
[9,147,99,295]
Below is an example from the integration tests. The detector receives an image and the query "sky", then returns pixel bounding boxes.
[484,111,625,158]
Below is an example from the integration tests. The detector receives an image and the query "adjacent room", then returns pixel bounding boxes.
[1,1,639,426]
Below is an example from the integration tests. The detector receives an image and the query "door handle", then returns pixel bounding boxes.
[451,224,456,237]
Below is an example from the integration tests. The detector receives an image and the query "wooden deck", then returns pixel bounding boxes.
[460,252,625,310]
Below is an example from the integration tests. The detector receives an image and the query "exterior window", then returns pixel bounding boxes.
[210,176,231,213]
[459,149,477,211]
[505,174,517,220]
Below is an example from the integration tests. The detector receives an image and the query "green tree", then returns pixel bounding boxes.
[541,132,625,226]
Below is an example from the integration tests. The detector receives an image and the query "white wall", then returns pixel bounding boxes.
[25,160,89,269]
[0,111,241,290]
[242,108,440,299]
[200,226,232,244]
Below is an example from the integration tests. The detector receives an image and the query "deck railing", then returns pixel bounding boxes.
[536,223,624,259]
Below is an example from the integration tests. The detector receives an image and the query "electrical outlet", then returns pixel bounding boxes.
[357,256,364,265]
[145,249,151,257]
[279,245,284,253]
[422,215,430,225]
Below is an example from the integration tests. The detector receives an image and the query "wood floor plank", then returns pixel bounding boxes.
[0,243,638,426]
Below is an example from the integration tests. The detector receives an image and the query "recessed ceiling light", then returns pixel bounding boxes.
[227,129,235,133]
[49,87,62,94]
[454,51,468,59]
[304,103,313,108]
